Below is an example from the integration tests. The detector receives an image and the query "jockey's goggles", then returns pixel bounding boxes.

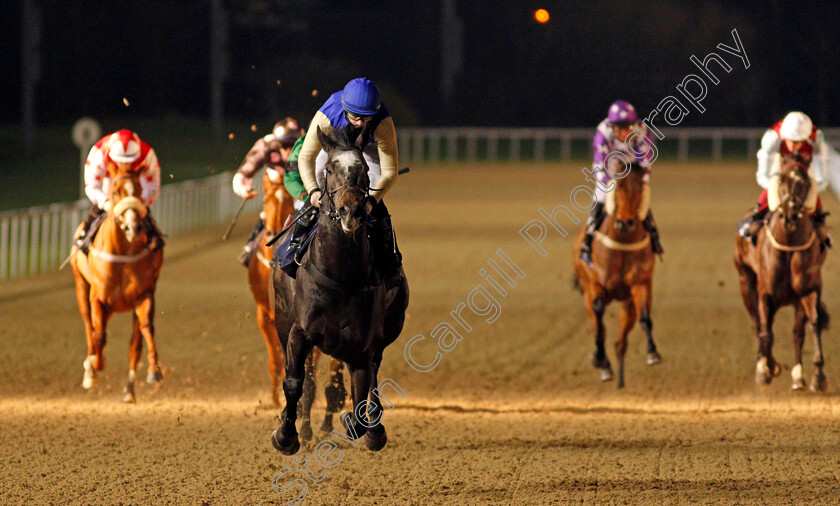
[610,122,635,131]
[345,110,374,122]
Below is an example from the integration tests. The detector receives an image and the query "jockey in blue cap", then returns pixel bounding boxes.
[579,100,663,266]
[282,77,402,280]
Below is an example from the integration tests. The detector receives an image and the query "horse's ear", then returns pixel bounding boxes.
[316,127,337,153]
[355,128,371,150]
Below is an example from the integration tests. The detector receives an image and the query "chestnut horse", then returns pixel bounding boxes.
[271,127,409,455]
[247,169,346,441]
[734,156,829,390]
[70,167,164,402]
[573,162,661,389]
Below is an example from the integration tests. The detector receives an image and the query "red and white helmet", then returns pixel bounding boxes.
[779,112,813,142]
[108,130,141,163]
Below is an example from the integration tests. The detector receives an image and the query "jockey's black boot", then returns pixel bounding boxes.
[140,213,165,252]
[580,202,605,267]
[75,205,105,253]
[291,204,318,264]
[238,218,265,267]
[643,210,664,256]
[370,201,402,284]
[813,209,832,251]
[741,206,769,246]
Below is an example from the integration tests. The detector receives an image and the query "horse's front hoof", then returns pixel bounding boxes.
[82,357,97,389]
[365,428,388,452]
[82,375,97,390]
[616,379,625,389]
[341,412,366,439]
[755,358,774,385]
[271,428,300,455]
[121,392,136,403]
[791,364,806,390]
[319,418,334,437]
[810,373,827,393]
[646,352,662,365]
[600,368,614,382]
[147,369,163,384]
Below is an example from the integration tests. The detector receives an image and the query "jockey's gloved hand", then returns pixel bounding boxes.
[308,190,323,209]
[232,173,258,199]
[364,196,377,214]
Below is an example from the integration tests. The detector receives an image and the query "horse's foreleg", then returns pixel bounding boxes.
[271,325,311,455]
[321,359,346,435]
[298,350,317,444]
[341,364,371,440]
[585,290,612,381]
[89,295,111,373]
[122,314,143,403]
[632,283,660,366]
[364,356,388,451]
[135,296,162,384]
[756,294,780,384]
[74,274,97,389]
[735,262,760,339]
[257,304,283,407]
[791,303,807,390]
[616,300,637,390]
[802,292,828,392]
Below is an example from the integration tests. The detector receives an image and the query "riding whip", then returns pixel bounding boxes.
[221,198,248,240]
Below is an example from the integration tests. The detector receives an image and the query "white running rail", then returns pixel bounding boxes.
[0,171,261,280]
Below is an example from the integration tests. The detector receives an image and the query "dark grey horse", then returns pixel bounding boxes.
[271,127,409,455]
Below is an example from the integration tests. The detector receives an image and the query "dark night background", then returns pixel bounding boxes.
[2,0,839,129]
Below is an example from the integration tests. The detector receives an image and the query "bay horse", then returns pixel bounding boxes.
[247,169,346,441]
[734,155,829,390]
[70,166,164,402]
[271,127,409,455]
[573,161,661,389]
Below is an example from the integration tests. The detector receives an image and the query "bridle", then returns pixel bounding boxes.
[108,174,147,236]
[319,158,372,221]
[777,162,809,220]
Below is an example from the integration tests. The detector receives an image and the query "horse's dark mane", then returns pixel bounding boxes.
[325,126,369,153]
[612,161,647,183]
[628,162,647,175]
[330,128,355,151]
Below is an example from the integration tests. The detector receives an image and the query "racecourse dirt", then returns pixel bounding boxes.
[3,161,840,505]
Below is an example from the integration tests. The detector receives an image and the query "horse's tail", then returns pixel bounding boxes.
[818,301,831,333]
[571,275,582,294]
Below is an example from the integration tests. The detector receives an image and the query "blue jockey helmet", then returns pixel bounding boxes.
[341,78,381,115]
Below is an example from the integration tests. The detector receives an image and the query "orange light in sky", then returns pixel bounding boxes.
[534,8,549,24]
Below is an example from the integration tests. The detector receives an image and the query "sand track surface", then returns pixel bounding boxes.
[3,162,840,504]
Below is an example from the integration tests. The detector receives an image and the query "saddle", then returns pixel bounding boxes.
[77,213,108,254]
[273,221,387,289]
[274,225,318,278]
